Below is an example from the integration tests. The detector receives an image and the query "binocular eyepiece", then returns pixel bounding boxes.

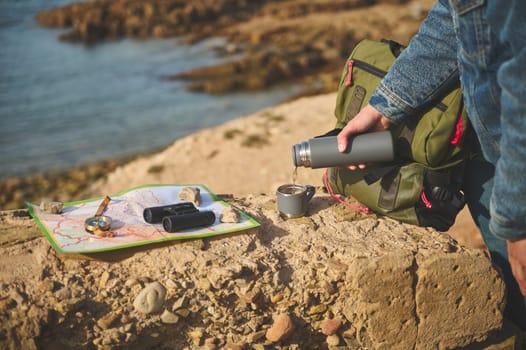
[143,202,216,233]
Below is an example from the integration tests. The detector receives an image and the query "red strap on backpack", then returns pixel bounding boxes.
[324,168,370,214]
[346,60,354,87]
[450,111,464,145]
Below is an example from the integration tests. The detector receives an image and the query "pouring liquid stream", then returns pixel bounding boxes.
[292,167,298,186]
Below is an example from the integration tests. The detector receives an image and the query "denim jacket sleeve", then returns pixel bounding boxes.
[369,0,526,241]
[488,1,526,241]
[368,0,459,124]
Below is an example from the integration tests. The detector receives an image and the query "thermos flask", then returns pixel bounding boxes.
[292,130,394,168]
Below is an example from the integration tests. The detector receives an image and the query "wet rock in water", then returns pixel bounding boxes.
[220,207,240,223]
[132,282,166,314]
[179,187,202,207]
[265,313,295,342]
[40,200,63,214]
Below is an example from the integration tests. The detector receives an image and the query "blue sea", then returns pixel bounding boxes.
[0,0,301,179]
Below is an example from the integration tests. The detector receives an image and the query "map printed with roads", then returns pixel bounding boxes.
[28,184,260,254]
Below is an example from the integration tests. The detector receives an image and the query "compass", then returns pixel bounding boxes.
[84,196,113,235]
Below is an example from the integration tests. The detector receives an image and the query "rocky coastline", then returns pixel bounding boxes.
[1,0,433,211]
[34,0,427,95]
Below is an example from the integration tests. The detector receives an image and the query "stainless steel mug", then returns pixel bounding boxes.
[276,184,316,218]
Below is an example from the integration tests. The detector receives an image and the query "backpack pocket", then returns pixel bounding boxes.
[328,162,465,231]
[334,40,396,129]
[329,39,470,230]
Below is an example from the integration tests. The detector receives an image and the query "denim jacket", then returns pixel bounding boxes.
[369,0,526,240]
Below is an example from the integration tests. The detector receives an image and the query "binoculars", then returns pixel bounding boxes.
[143,202,216,233]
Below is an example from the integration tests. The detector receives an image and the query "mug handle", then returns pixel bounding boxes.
[305,185,316,202]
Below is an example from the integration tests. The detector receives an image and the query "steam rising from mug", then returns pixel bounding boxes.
[292,131,394,168]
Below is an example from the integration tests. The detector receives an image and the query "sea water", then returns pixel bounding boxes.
[0,0,302,179]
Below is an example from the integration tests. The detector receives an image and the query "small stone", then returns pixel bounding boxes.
[97,312,118,330]
[265,313,295,342]
[175,308,191,318]
[54,301,73,315]
[199,278,212,291]
[270,294,283,304]
[120,315,131,324]
[189,329,203,346]
[40,200,63,214]
[172,296,188,311]
[320,318,342,336]
[165,278,178,290]
[160,309,179,324]
[109,329,120,342]
[219,207,241,223]
[179,187,202,207]
[132,282,166,314]
[125,333,136,343]
[124,278,139,288]
[308,304,328,315]
[99,271,110,288]
[326,334,340,346]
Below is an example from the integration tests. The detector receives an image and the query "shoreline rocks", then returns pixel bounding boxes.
[2,0,434,212]
[2,0,435,211]
[34,0,431,96]
[0,157,134,211]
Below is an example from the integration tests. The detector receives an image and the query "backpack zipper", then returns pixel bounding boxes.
[351,59,388,79]
[347,59,448,112]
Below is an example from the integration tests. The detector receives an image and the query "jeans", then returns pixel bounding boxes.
[464,156,526,330]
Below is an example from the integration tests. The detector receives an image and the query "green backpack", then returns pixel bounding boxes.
[325,39,469,231]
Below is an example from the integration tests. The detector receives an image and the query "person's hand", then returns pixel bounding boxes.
[507,238,526,296]
[336,104,391,170]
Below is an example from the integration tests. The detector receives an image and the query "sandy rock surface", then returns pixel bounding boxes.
[89,93,333,198]
[0,192,512,349]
